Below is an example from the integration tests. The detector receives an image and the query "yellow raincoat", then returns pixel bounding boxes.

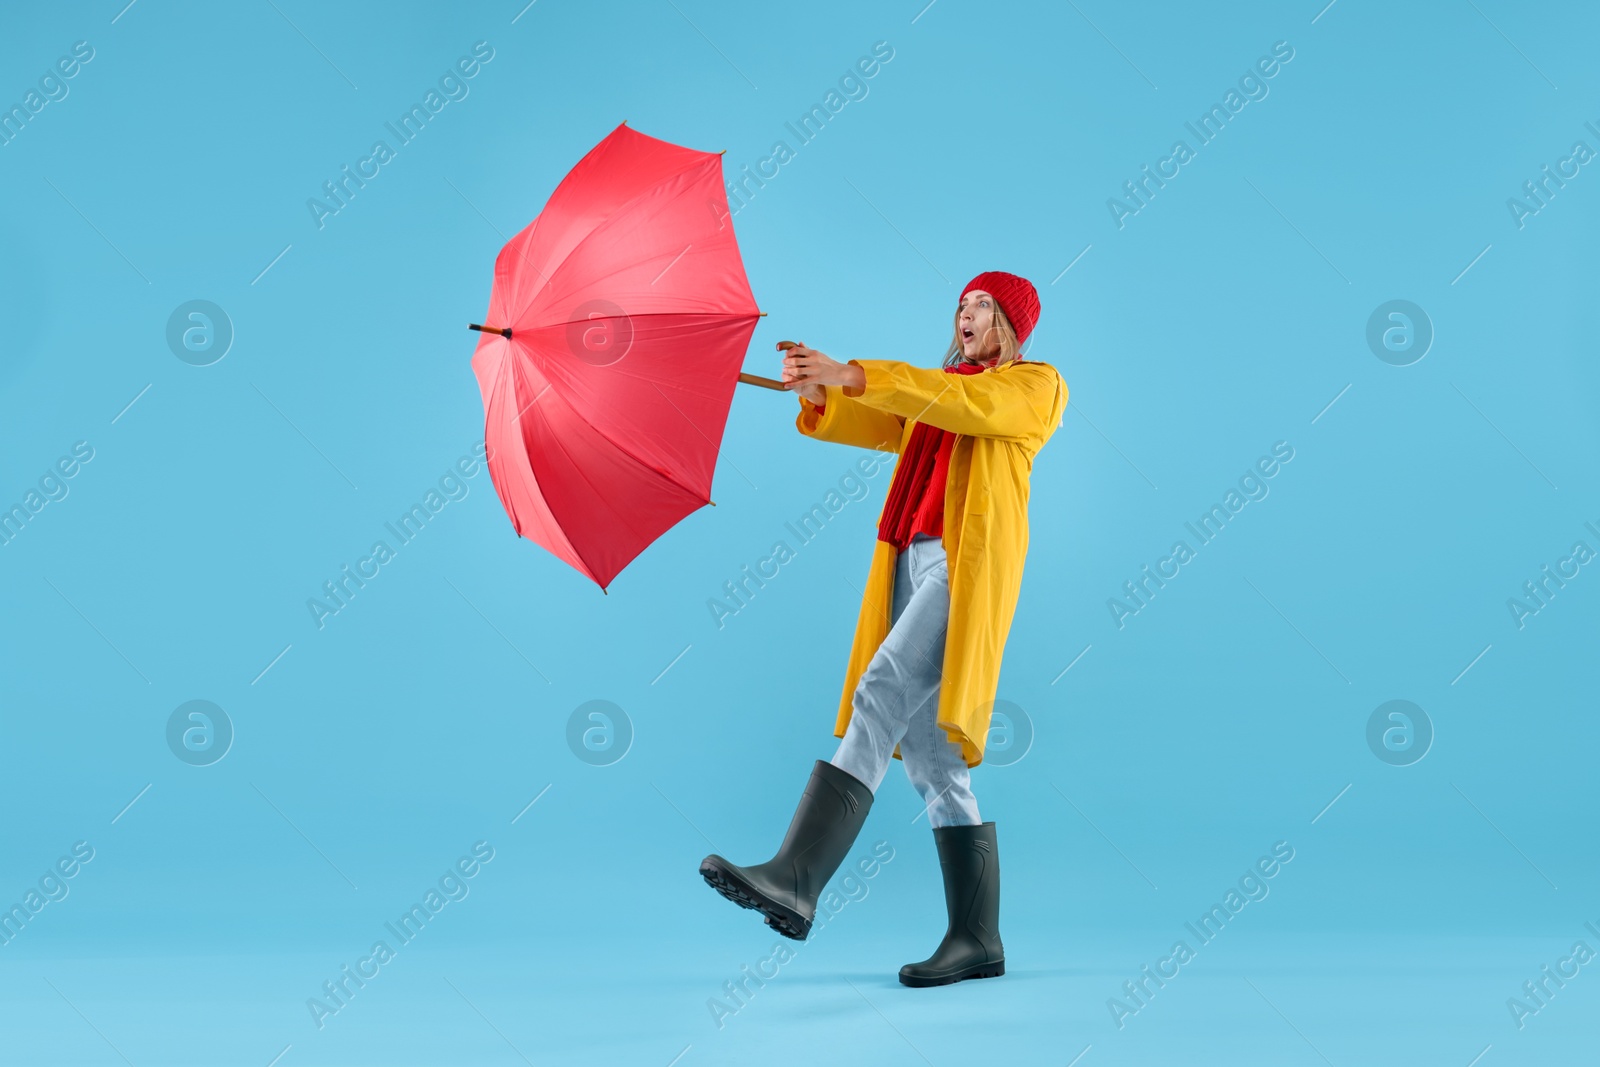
[795,356,1068,767]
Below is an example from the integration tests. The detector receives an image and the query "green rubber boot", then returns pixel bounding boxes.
[899,821,1005,987]
[699,759,874,941]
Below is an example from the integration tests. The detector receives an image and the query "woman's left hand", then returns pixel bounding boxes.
[781,343,866,394]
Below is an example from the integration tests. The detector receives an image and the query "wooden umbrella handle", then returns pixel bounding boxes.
[736,339,801,391]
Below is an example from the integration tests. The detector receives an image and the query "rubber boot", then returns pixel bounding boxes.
[898,821,1005,987]
[699,759,873,941]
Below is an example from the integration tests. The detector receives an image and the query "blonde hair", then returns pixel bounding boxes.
[942,302,1023,369]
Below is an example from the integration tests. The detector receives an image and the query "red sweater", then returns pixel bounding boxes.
[813,357,993,552]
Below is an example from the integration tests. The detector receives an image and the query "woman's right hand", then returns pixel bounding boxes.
[778,340,828,406]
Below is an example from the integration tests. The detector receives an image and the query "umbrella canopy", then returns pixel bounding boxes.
[470,122,760,592]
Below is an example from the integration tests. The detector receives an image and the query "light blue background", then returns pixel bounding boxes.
[1,1,1597,1064]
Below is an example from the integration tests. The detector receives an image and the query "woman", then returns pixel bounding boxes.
[699,271,1067,987]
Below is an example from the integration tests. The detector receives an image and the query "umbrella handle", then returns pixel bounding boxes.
[738,371,787,391]
[738,338,803,391]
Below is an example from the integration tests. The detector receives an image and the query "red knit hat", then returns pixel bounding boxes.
[961,271,1040,345]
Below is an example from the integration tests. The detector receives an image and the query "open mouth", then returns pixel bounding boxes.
[962,328,974,342]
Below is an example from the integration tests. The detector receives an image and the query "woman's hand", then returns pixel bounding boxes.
[779,341,865,403]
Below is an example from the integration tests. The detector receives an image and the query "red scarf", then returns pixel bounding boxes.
[875,358,992,551]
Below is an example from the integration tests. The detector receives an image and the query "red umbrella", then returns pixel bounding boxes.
[469,122,783,593]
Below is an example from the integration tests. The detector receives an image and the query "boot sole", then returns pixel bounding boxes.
[699,857,812,941]
[898,961,1005,988]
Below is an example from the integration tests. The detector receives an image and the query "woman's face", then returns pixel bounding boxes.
[958,290,1000,361]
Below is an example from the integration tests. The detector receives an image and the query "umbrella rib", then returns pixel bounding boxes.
[487,364,592,577]
[528,339,742,494]
[505,315,761,457]
[504,314,756,423]
[525,376,709,584]
[536,404,663,579]
[570,407,712,506]
[524,309,759,330]
[523,126,710,290]
[503,386,628,586]
[503,328,741,501]
[528,151,709,285]
[505,155,734,329]
[645,379,757,491]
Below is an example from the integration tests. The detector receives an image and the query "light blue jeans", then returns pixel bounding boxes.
[829,531,981,829]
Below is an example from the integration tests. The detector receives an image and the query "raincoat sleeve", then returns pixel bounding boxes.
[795,385,905,453]
[842,359,1065,444]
